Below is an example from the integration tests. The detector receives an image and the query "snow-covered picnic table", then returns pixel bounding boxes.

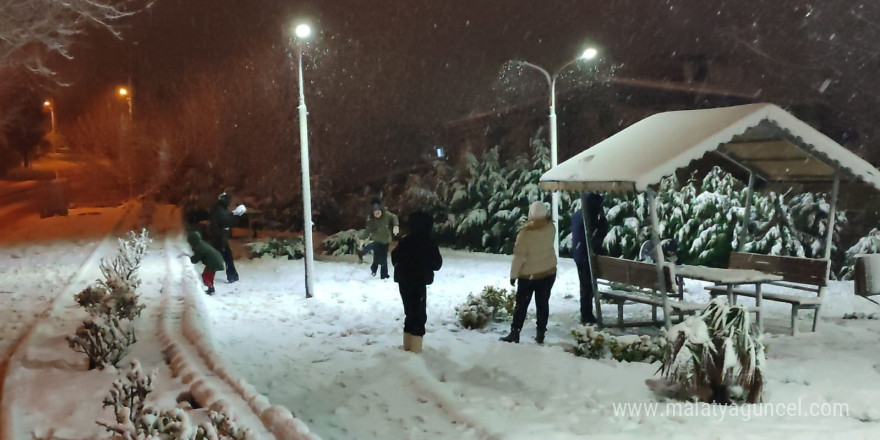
[672,264,784,333]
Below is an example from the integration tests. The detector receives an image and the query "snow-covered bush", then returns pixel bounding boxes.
[455,286,516,329]
[571,325,667,363]
[74,280,145,321]
[98,361,249,439]
[246,236,304,259]
[75,229,150,320]
[659,299,765,404]
[455,293,493,330]
[323,229,367,256]
[99,229,152,292]
[839,228,880,279]
[843,312,879,320]
[66,317,137,370]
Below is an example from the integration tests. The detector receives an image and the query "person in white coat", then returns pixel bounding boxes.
[500,201,557,344]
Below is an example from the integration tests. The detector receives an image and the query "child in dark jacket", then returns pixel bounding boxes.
[391,211,442,353]
[187,231,225,295]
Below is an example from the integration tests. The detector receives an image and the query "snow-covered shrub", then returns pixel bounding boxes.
[455,293,493,330]
[571,325,667,363]
[98,361,249,439]
[455,286,516,329]
[99,229,152,292]
[246,236,304,259]
[659,299,765,404]
[842,312,879,320]
[74,280,145,321]
[66,317,137,370]
[839,228,880,280]
[323,229,367,256]
[101,360,155,425]
[481,285,516,319]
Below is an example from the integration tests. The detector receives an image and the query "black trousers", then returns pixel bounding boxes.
[511,274,556,332]
[576,261,595,323]
[365,242,390,278]
[218,244,239,282]
[399,283,427,336]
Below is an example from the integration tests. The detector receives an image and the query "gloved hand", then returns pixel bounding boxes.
[232,204,247,216]
[510,278,516,287]
[392,225,400,236]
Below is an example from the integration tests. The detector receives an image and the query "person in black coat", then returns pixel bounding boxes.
[391,211,442,354]
[570,193,608,325]
[208,192,246,283]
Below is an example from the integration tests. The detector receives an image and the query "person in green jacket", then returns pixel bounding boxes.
[187,231,225,295]
[358,197,399,279]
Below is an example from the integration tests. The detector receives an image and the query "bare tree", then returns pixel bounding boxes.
[0,0,150,81]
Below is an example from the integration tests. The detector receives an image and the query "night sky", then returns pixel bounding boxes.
[54,0,880,168]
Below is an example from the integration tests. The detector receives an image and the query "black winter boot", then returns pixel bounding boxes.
[499,328,520,343]
[535,329,546,344]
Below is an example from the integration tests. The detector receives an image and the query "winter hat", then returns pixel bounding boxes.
[218,192,231,208]
[370,196,383,212]
[528,201,550,220]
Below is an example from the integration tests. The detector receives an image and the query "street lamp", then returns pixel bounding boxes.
[117,86,133,198]
[515,47,599,256]
[118,87,133,119]
[43,100,56,133]
[292,22,315,298]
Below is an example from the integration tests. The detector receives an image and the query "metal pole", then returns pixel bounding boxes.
[647,187,671,329]
[549,77,560,256]
[738,172,755,251]
[297,42,315,298]
[823,175,840,273]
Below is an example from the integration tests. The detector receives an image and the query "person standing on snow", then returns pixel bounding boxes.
[358,197,399,279]
[391,211,443,354]
[501,201,558,344]
[186,231,225,295]
[570,192,608,325]
[208,192,246,283]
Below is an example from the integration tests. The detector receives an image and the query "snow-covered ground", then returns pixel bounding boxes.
[3,203,880,439]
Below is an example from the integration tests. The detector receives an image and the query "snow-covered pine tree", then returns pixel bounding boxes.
[840,228,880,279]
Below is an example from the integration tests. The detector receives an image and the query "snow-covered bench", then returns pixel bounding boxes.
[854,254,880,305]
[594,256,703,328]
[705,252,829,335]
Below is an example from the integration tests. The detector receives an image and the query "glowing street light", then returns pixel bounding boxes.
[117,86,132,119]
[291,21,315,298]
[43,100,56,134]
[513,46,600,256]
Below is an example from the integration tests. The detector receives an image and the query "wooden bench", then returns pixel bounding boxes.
[594,256,703,328]
[705,252,829,335]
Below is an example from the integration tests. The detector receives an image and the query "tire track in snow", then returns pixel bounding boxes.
[158,234,319,440]
[399,360,504,440]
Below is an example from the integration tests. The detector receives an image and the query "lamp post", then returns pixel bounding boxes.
[43,100,57,153]
[43,100,56,134]
[516,47,598,256]
[117,86,133,198]
[293,22,315,298]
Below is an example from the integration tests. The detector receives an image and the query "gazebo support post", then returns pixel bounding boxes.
[646,187,671,329]
[737,172,755,251]
[814,174,840,332]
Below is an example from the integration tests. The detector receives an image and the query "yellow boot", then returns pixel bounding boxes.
[403,332,412,351]
[410,336,423,354]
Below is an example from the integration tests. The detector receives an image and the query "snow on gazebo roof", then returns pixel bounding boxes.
[540,103,880,193]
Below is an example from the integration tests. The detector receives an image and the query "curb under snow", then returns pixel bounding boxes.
[161,232,320,440]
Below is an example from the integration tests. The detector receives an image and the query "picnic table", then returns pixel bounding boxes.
[673,264,783,333]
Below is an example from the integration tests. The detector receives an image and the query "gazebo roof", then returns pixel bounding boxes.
[540,103,880,193]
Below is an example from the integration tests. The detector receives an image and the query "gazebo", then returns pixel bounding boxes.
[540,103,880,328]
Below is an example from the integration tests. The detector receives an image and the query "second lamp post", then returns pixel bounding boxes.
[293,23,315,298]
[516,47,598,256]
